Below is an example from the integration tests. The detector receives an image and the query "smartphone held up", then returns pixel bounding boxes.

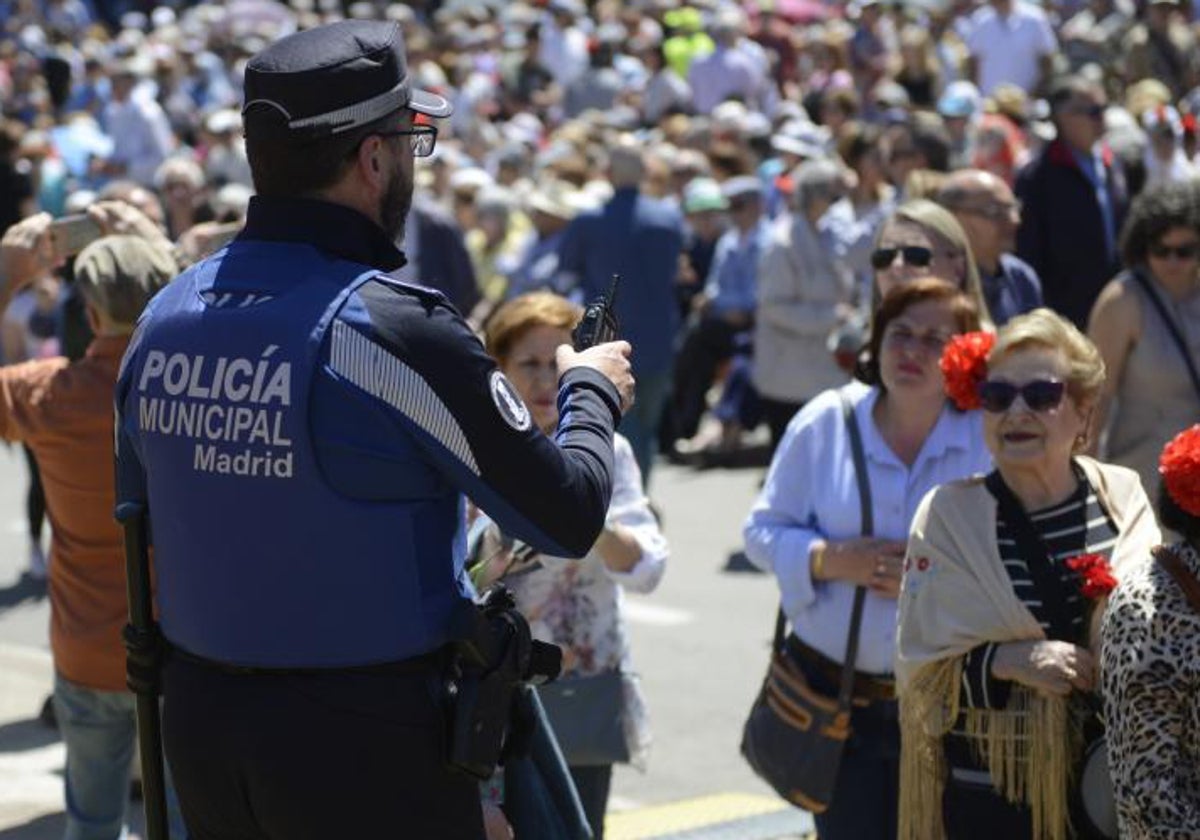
[48,215,104,260]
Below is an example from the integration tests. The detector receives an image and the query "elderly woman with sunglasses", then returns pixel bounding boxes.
[1088,181,1200,501]
[897,309,1160,840]
[745,278,992,840]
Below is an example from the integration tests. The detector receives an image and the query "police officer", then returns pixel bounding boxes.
[114,20,634,840]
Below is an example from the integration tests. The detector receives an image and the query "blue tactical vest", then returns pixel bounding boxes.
[128,240,469,668]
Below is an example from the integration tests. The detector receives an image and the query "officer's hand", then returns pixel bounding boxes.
[556,340,635,413]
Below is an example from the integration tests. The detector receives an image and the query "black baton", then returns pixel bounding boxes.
[116,501,169,840]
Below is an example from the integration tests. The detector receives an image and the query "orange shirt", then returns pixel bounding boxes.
[0,336,131,691]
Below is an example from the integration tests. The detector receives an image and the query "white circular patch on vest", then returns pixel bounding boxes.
[490,371,532,432]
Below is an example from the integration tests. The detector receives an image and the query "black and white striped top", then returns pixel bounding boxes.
[946,478,1118,780]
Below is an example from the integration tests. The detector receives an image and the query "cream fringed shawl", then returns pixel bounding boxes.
[895,457,1161,840]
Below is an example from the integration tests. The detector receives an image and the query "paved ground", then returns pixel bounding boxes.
[0,440,814,839]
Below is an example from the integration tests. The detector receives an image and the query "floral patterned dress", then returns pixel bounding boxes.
[479,434,668,766]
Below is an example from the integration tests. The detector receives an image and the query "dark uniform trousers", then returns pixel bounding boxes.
[162,654,485,839]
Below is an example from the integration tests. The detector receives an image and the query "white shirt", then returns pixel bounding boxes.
[743,383,992,674]
[964,3,1058,95]
[102,89,175,186]
[641,69,692,124]
[538,19,591,88]
[687,45,766,114]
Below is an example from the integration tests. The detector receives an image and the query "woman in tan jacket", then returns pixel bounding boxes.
[751,158,856,445]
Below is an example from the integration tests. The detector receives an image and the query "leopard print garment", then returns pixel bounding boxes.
[1101,541,1200,839]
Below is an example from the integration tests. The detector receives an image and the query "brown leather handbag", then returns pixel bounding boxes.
[740,391,870,814]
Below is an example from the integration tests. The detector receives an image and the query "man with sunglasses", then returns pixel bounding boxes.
[939,169,1042,326]
[113,20,634,839]
[1015,75,1128,331]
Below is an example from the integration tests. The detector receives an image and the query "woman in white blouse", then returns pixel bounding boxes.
[474,292,668,840]
[743,278,992,839]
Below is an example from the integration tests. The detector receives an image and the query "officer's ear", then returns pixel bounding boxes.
[356,135,388,190]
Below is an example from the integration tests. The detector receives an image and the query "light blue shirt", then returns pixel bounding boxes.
[703,219,770,315]
[743,382,992,675]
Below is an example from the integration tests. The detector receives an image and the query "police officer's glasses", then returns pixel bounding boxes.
[376,125,438,158]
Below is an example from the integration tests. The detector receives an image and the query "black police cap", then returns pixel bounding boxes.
[242,20,452,143]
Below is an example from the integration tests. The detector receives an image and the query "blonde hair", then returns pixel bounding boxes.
[873,199,992,328]
[153,156,205,191]
[984,309,1104,403]
[484,292,583,363]
[989,308,1106,405]
[903,169,949,201]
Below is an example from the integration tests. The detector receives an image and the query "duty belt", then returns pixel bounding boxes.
[167,643,443,677]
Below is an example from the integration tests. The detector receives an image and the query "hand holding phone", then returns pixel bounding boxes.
[49,214,104,260]
[1,213,57,300]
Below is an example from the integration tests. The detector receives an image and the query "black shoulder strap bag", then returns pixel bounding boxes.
[740,390,870,814]
[1130,268,1200,402]
[982,470,1118,840]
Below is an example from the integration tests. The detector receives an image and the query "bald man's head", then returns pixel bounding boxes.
[937,169,1021,271]
[938,169,1010,207]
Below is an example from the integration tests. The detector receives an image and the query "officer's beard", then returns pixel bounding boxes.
[380,164,413,243]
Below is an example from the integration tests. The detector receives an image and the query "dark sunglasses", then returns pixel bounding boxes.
[870,246,933,270]
[1066,103,1106,120]
[978,379,1066,413]
[1149,241,1200,260]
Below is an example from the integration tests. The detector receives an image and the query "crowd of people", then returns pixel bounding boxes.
[4,0,1200,838]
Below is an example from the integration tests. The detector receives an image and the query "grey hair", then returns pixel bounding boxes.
[792,158,845,212]
[608,135,646,189]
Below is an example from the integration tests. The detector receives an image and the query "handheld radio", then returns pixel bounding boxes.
[571,274,621,350]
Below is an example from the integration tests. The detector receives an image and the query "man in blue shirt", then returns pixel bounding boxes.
[114,21,634,839]
[939,169,1043,325]
[667,176,770,449]
[557,137,685,483]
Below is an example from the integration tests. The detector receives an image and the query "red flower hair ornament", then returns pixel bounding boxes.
[939,331,995,411]
[1064,553,1117,600]
[1160,424,1200,517]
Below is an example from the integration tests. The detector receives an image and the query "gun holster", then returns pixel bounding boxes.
[444,585,561,780]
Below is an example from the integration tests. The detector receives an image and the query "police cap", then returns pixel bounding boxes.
[242,20,452,144]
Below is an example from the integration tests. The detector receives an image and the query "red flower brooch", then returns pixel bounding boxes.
[1065,553,1117,600]
[1160,424,1200,517]
[939,331,995,410]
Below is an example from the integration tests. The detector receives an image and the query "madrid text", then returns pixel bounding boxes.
[137,346,295,479]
